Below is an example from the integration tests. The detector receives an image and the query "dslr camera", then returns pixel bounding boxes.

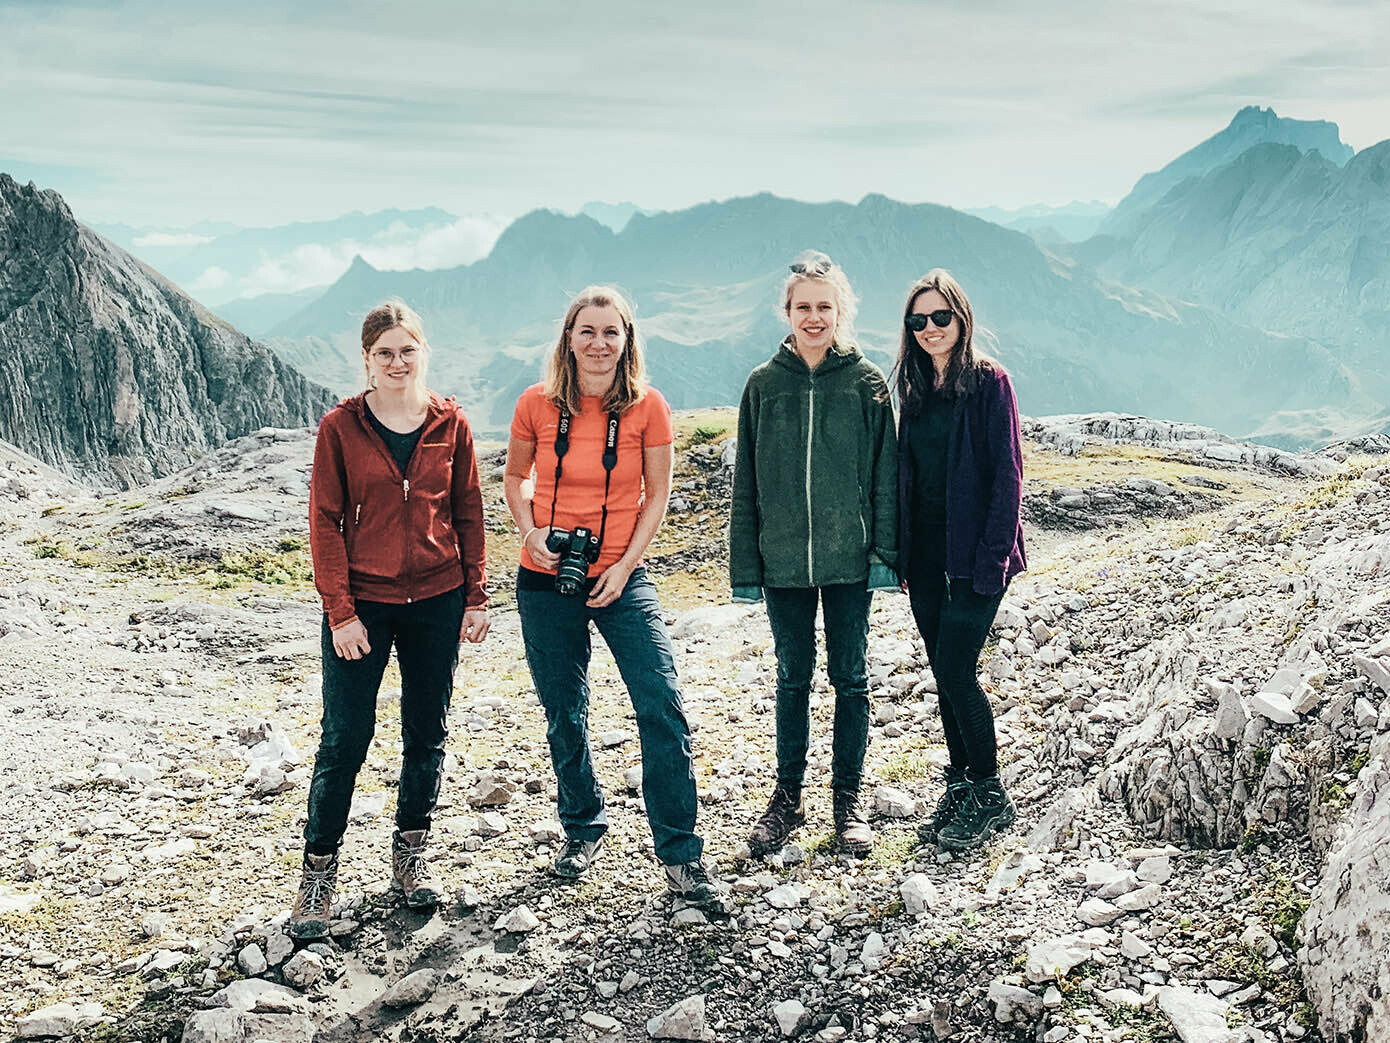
[545,526,602,596]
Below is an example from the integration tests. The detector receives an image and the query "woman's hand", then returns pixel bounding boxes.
[586,558,635,608]
[524,526,562,570]
[331,618,371,660]
[461,608,490,644]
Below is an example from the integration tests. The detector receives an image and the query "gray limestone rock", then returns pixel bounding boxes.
[1300,733,1390,1041]
[646,994,706,1040]
[0,175,332,487]
[180,1009,316,1043]
[382,968,441,1008]
[16,1001,104,1039]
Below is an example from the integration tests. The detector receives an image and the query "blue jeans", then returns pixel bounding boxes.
[517,567,702,866]
[303,587,463,855]
[763,582,873,793]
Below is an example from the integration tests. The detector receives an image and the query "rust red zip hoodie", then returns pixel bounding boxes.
[309,391,488,628]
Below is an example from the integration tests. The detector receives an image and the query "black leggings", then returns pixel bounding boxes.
[906,533,1004,777]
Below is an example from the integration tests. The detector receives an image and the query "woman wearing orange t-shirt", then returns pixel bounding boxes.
[504,286,723,912]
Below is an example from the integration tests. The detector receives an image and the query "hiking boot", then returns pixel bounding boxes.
[832,788,873,857]
[391,829,443,909]
[747,783,805,857]
[665,859,730,915]
[289,852,338,940]
[552,836,604,880]
[918,767,971,846]
[937,773,1016,852]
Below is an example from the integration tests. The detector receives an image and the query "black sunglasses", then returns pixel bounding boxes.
[789,260,832,276]
[905,310,955,331]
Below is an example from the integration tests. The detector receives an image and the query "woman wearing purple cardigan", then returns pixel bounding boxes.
[892,269,1026,852]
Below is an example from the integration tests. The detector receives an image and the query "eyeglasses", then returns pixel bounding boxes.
[370,347,419,364]
[789,260,832,276]
[905,310,955,332]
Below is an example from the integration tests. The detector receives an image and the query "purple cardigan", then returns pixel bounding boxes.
[897,364,1026,595]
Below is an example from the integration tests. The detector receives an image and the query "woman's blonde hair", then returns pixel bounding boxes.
[778,249,859,353]
[543,285,648,415]
[360,299,430,410]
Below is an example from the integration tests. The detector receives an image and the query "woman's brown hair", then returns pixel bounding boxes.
[891,269,997,414]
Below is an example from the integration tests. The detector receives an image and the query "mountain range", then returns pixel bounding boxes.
[1098,105,1354,237]
[2,105,1386,482]
[261,188,1362,440]
[0,174,333,486]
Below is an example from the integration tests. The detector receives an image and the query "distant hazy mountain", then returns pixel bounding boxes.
[1078,139,1390,405]
[0,174,334,487]
[269,193,1357,442]
[215,287,330,339]
[578,201,656,234]
[964,201,1111,242]
[89,207,508,307]
[1100,106,1354,237]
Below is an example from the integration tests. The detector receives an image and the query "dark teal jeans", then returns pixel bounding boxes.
[517,567,702,867]
[763,582,873,793]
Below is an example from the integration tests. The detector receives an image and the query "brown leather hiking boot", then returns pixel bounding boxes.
[833,788,873,857]
[289,852,338,940]
[747,783,805,857]
[391,829,443,909]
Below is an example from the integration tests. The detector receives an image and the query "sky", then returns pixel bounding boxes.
[2,0,1387,232]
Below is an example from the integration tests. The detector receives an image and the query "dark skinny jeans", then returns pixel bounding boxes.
[304,587,464,855]
[906,529,1004,778]
[763,582,873,794]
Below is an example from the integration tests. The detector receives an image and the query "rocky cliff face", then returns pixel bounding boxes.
[0,174,334,487]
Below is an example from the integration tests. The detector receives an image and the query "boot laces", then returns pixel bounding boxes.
[396,840,429,880]
[299,865,335,908]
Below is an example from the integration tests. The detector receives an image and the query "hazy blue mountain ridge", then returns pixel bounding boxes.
[1100,106,1354,238]
[1077,139,1390,404]
[964,201,1112,242]
[267,192,1358,442]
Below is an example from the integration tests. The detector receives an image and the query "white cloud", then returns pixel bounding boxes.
[190,265,230,292]
[229,215,509,300]
[132,231,214,247]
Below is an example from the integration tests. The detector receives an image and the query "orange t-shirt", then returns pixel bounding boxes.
[511,384,673,576]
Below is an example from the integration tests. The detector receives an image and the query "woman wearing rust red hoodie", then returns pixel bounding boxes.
[291,299,489,939]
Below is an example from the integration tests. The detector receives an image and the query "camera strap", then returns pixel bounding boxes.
[547,406,621,549]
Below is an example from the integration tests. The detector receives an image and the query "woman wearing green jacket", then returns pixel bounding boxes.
[730,250,897,857]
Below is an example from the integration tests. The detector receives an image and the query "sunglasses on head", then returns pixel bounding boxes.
[789,260,832,276]
[905,310,955,331]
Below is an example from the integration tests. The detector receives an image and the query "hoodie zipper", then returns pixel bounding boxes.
[805,373,815,585]
[354,399,428,603]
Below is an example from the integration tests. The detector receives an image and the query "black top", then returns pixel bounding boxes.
[905,389,952,528]
[364,399,424,476]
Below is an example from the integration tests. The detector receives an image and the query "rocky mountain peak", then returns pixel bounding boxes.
[1100,106,1353,238]
[0,175,334,488]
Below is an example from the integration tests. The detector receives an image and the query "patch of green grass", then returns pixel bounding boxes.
[1320,782,1349,809]
[686,422,731,448]
[1348,748,1371,776]
[1108,1002,1175,1042]
[879,750,935,783]
[1239,824,1269,856]
[40,503,66,516]
[868,831,915,870]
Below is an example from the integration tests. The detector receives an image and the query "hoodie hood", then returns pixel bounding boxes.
[771,335,865,376]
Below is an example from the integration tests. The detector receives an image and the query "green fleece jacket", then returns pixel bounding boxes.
[730,339,898,593]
